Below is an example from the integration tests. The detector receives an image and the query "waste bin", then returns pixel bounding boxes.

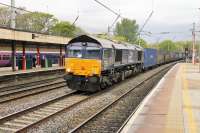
[47,59,52,67]
[26,59,32,69]
[45,59,48,68]
[18,59,23,70]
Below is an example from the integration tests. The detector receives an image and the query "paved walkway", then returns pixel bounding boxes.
[121,63,200,133]
[0,66,64,77]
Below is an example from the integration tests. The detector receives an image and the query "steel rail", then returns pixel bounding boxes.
[0,90,77,125]
[69,63,175,133]
[0,80,66,104]
[0,75,64,93]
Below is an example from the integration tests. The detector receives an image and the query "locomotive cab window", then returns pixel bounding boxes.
[68,46,82,58]
[67,42,101,59]
[85,47,101,59]
[85,42,101,59]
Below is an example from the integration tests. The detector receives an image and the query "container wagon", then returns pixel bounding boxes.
[143,48,157,69]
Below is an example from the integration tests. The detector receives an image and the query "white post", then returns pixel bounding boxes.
[11,0,16,29]
[192,23,196,65]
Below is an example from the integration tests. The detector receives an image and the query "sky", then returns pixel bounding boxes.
[1,0,200,43]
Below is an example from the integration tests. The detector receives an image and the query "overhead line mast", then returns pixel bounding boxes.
[93,0,122,35]
[139,11,154,34]
[138,11,154,45]
[192,22,196,65]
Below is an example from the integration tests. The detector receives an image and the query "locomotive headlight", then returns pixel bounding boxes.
[67,68,71,72]
[92,68,98,74]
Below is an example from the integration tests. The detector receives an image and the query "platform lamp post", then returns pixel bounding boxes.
[192,23,196,65]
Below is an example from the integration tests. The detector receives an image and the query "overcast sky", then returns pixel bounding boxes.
[1,0,200,42]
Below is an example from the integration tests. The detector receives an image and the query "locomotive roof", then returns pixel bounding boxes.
[112,43,129,49]
[68,35,113,48]
[68,35,144,51]
[124,43,137,50]
[134,44,144,51]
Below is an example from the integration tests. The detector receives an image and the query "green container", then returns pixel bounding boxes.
[45,59,48,68]
[47,59,52,67]
[26,59,32,69]
[18,59,23,70]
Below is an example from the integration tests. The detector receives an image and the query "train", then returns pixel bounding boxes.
[0,51,61,67]
[64,35,184,92]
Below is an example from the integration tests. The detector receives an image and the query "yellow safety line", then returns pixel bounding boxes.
[182,64,198,133]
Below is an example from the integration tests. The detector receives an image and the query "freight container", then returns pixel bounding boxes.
[165,51,171,63]
[157,50,165,65]
[144,48,157,68]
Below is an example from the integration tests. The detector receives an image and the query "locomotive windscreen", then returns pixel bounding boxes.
[67,42,101,59]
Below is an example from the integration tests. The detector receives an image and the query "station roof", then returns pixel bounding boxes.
[0,27,70,45]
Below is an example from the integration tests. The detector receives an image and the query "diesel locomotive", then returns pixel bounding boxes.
[64,35,183,92]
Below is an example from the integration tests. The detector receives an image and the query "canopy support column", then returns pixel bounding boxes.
[37,46,40,66]
[11,40,16,71]
[22,43,26,70]
[59,45,63,66]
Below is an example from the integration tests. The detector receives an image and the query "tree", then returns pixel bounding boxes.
[136,38,148,48]
[74,26,86,36]
[115,18,139,43]
[159,40,177,52]
[0,7,58,33]
[16,12,58,33]
[113,36,127,42]
[50,21,76,37]
[0,7,11,27]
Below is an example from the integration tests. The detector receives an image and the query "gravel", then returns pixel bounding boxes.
[0,87,72,118]
[75,68,170,133]
[25,63,174,133]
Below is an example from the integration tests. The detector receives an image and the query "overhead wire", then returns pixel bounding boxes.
[93,0,121,17]
[0,2,32,13]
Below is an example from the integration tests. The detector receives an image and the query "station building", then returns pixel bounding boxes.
[0,27,70,71]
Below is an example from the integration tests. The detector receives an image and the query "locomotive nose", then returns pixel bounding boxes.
[81,67,85,70]
[65,58,101,77]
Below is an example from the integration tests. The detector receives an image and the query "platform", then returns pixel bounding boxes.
[0,66,64,77]
[121,63,200,133]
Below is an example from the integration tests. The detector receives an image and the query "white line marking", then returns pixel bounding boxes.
[121,64,178,133]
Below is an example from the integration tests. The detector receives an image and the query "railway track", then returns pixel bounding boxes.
[0,62,176,133]
[0,78,66,103]
[0,90,91,133]
[69,64,173,133]
[0,74,65,93]
[20,62,175,133]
